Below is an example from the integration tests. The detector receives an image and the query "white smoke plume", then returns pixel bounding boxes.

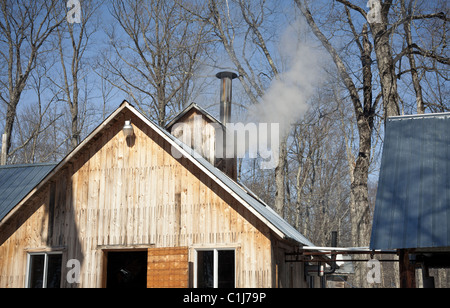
[238,22,325,169]
[247,22,324,137]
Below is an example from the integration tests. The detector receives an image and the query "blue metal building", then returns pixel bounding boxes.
[370,113,450,287]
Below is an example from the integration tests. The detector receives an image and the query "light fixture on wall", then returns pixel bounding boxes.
[123,120,134,138]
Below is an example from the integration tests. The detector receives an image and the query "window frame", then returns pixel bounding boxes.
[193,248,236,288]
[26,251,63,288]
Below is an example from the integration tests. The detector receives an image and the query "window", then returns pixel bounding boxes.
[27,252,62,288]
[195,249,235,288]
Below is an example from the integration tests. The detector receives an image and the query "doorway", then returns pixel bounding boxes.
[105,251,148,288]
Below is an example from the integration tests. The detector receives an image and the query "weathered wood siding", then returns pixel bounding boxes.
[170,108,237,180]
[0,109,304,288]
[147,247,189,288]
[170,108,217,166]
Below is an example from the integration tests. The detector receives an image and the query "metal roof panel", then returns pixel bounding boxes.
[370,113,450,250]
[0,163,56,222]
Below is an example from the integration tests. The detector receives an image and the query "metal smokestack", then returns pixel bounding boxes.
[216,71,238,125]
[215,71,238,180]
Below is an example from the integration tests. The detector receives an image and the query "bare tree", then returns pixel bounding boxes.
[103,0,211,126]
[395,0,449,114]
[189,0,291,216]
[289,90,352,246]
[0,0,64,165]
[295,1,378,254]
[10,58,62,164]
[400,0,424,114]
[95,66,120,121]
[294,0,449,241]
[52,0,103,150]
[294,0,448,287]
[333,0,449,116]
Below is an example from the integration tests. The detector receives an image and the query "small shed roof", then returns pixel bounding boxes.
[0,163,56,222]
[165,103,223,130]
[370,113,450,250]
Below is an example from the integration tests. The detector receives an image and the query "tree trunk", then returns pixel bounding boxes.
[1,86,25,164]
[349,127,372,248]
[70,65,80,150]
[370,3,400,118]
[70,105,79,150]
[1,98,18,165]
[351,24,375,249]
[400,0,425,114]
[0,134,6,165]
[274,137,288,217]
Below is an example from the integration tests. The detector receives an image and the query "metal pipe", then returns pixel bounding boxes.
[216,71,238,125]
[300,246,397,253]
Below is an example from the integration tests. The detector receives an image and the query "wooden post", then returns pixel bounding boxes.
[399,249,416,288]
[421,263,435,288]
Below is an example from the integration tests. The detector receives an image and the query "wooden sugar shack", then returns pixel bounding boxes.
[0,74,314,288]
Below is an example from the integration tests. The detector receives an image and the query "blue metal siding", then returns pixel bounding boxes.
[370,114,450,250]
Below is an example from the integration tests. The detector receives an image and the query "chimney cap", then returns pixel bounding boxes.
[216,71,238,80]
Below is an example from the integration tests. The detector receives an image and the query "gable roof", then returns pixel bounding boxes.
[370,113,450,250]
[0,101,313,247]
[0,163,56,222]
[165,102,223,130]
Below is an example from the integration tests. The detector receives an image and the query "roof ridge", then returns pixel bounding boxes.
[0,162,57,169]
[165,102,224,130]
[389,112,450,121]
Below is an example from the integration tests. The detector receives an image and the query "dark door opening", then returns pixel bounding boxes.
[106,251,148,288]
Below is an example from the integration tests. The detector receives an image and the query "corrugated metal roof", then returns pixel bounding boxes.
[370,113,450,250]
[0,163,56,222]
